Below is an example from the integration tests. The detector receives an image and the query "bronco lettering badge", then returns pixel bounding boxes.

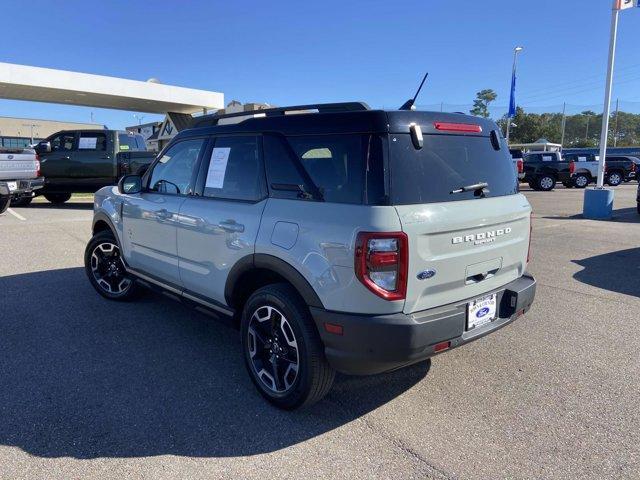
[452,227,512,246]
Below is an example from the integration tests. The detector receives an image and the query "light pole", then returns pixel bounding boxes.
[505,46,524,144]
[133,114,145,126]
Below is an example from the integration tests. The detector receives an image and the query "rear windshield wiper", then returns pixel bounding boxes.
[450,182,489,196]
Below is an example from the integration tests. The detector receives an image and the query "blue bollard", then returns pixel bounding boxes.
[583,188,614,219]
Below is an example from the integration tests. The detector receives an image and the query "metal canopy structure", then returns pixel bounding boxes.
[0,62,224,114]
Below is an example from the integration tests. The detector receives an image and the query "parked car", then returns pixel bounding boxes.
[509,148,525,181]
[84,103,536,409]
[522,151,572,191]
[0,147,44,211]
[30,129,156,205]
[637,181,640,214]
[562,153,637,188]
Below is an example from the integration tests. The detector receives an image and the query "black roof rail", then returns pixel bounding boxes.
[194,102,371,127]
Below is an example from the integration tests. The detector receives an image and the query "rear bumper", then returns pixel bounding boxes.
[0,178,44,196]
[311,274,536,375]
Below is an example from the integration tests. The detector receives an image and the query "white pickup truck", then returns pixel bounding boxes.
[0,148,44,214]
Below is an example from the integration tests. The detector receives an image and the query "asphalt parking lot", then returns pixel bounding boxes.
[1,186,638,480]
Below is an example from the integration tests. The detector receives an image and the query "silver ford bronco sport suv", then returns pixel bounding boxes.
[85,102,536,409]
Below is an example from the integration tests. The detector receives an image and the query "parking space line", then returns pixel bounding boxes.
[7,209,26,221]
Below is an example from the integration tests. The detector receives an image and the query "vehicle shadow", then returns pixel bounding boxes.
[573,247,640,299]
[543,207,640,224]
[0,267,429,459]
[26,201,93,210]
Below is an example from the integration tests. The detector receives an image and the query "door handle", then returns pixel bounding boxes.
[218,220,244,233]
[156,208,171,220]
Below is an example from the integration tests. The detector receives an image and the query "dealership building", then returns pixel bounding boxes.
[0,115,104,148]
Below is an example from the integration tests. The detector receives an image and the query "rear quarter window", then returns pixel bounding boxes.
[389,134,517,205]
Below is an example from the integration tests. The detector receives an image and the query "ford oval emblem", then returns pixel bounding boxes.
[476,307,490,318]
[7,155,13,160]
[417,269,436,280]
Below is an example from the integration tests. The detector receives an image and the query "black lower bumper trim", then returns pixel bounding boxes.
[311,274,536,375]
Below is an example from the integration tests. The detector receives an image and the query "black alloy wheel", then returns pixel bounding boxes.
[84,231,137,300]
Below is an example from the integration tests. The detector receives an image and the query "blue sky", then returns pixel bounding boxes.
[1,0,640,129]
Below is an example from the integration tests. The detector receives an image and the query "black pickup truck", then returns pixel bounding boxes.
[522,151,573,191]
[19,129,156,205]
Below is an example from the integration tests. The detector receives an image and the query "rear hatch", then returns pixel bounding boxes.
[386,112,531,314]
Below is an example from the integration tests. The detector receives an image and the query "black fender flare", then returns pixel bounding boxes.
[224,254,324,309]
[92,211,118,236]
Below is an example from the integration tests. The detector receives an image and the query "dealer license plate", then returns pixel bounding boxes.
[467,293,497,330]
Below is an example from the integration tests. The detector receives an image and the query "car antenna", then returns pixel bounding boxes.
[399,72,429,110]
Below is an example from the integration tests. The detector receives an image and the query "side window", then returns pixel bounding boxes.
[286,135,366,204]
[51,132,76,152]
[203,136,263,201]
[78,132,107,151]
[118,133,144,152]
[263,134,310,200]
[148,139,204,195]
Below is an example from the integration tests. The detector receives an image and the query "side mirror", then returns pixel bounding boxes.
[118,174,142,195]
[36,141,51,153]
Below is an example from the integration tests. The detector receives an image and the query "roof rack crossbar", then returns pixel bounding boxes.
[198,101,370,126]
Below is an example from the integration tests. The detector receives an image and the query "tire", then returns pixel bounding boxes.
[241,283,335,409]
[573,174,589,189]
[606,172,622,187]
[84,230,138,301]
[44,193,72,204]
[10,196,33,207]
[0,196,9,214]
[527,181,537,190]
[537,175,556,191]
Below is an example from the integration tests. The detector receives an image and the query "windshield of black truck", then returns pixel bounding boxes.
[389,134,518,205]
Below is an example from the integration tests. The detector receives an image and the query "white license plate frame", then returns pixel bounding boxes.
[467,293,498,330]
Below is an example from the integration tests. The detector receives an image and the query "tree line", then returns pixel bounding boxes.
[468,89,640,147]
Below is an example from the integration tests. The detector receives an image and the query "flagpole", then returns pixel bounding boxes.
[595,3,620,188]
[505,46,523,144]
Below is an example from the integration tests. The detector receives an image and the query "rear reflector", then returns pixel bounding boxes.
[433,122,482,133]
[324,322,343,335]
[434,341,451,353]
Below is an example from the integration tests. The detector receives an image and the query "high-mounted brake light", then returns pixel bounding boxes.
[355,232,408,301]
[433,122,482,133]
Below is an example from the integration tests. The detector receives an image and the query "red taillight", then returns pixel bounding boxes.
[569,161,575,175]
[433,122,482,133]
[35,159,41,177]
[355,231,408,301]
[527,212,533,264]
[517,159,524,174]
[631,163,637,173]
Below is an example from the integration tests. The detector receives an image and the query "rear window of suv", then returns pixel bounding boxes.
[389,134,518,205]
